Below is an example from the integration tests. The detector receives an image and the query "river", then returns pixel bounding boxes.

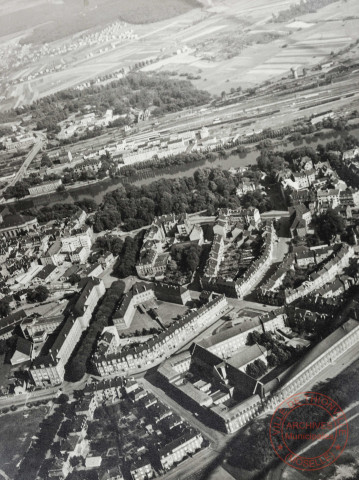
[13,129,358,211]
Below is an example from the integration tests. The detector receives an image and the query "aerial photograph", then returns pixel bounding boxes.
[1,0,359,479]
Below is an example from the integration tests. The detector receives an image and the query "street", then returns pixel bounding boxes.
[8,135,45,187]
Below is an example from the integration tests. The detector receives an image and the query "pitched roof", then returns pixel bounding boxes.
[13,336,32,356]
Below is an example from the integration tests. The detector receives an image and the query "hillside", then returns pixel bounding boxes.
[0,0,201,44]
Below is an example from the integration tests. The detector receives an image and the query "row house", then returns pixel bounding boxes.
[159,430,203,470]
[28,179,62,196]
[93,295,229,375]
[198,308,286,359]
[235,222,277,298]
[285,244,353,304]
[83,377,122,403]
[258,254,295,293]
[0,212,38,238]
[130,458,153,480]
[291,169,316,190]
[30,279,105,387]
[219,207,261,227]
[294,245,333,268]
[75,395,98,420]
[73,278,106,330]
[203,234,225,279]
[73,158,102,175]
[316,189,340,208]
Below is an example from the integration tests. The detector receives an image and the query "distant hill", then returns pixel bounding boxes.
[0,0,201,45]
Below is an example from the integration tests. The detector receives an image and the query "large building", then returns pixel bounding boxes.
[198,309,285,359]
[113,282,191,329]
[60,228,92,253]
[93,295,229,375]
[28,180,62,196]
[30,279,105,387]
[159,316,359,434]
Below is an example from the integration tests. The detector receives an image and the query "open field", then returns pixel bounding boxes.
[5,0,356,109]
[144,0,359,93]
[0,407,48,478]
[0,0,201,43]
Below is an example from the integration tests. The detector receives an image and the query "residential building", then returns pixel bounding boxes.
[10,337,32,365]
[30,279,105,387]
[33,264,58,284]
[28,180,62,196]
[93,295,229,375]
[69,246,89,264]
[73,158,102,175]
[41,240,64,266]
[130,458,153,480]
[236,182,256,197]
[60,228,92,253]
[160,429,203,470]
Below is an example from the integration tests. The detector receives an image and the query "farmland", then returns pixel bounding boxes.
[1,0,359,112]
[0,0,201,44]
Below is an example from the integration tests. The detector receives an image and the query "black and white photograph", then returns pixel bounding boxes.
[0,0,359,479]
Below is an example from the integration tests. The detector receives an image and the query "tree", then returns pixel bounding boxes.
[314,209,345,243]
[27,286,49,303]
[246,330,261,346]
[41,153,53,168]
[56,393,69,404]
[95,235,123,256]
[246,362,260,378]
[68,273,81,285]
[0,299,10,318]
[75,198,97,213]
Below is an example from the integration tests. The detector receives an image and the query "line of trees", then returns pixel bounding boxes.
[66,280,125,382]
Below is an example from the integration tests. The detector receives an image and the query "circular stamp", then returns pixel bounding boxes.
[269,391,349,471]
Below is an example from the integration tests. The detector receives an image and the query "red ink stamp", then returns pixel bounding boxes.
[269,392,349,471]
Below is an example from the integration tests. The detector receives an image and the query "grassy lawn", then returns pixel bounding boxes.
[124,310,159,335]
[0,407,48,478]
[156,301,188,327]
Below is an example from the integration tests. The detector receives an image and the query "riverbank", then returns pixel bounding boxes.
[10,128,356,212]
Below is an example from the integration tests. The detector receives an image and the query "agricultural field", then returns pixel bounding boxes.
[2,0,359,109]
[0,0,201,43]
[144,0,359,93]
